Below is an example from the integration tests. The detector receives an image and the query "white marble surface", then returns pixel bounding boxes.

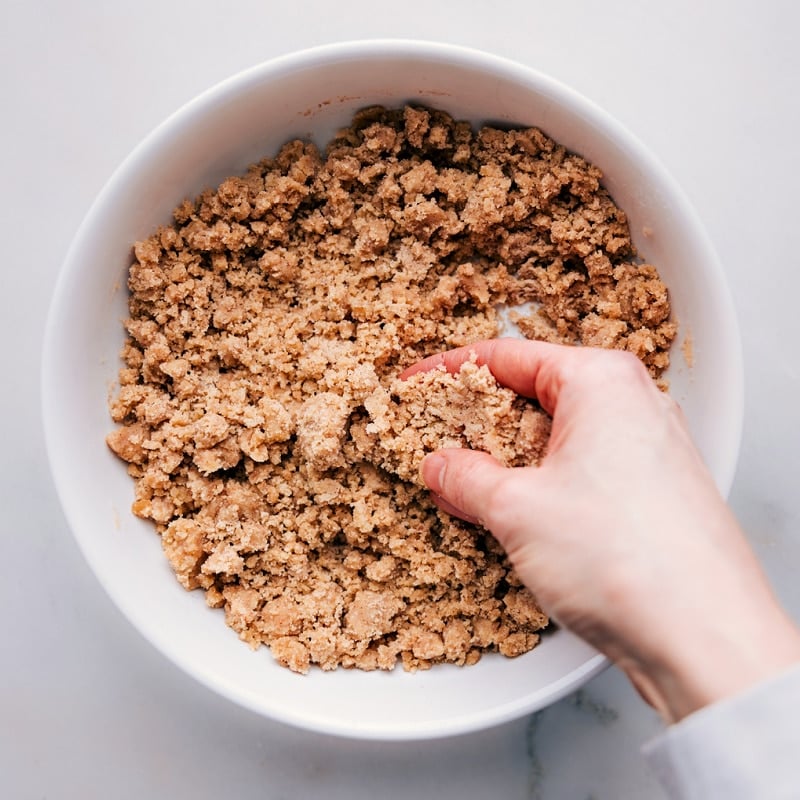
[3,1,798,797]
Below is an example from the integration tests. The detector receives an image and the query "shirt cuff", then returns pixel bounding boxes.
[642,661,800,800]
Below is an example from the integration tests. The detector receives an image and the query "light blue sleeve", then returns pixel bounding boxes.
[642,662,800,799]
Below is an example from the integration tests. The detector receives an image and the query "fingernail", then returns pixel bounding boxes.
[421,451,446,494]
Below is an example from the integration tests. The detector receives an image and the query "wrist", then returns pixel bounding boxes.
[623,603,800,724]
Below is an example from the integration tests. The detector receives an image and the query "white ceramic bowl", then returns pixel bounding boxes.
[42,40,743,740]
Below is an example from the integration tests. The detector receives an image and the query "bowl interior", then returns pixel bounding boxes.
[42,41,741,739]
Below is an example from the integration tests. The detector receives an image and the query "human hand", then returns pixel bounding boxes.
[403,339,800,722]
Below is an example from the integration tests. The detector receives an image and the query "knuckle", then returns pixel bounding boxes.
[437,452,521,528]
[580,348,650,389]
[481,471,526,532]
[620,353,652,385]
[440,454,485,510]
[605,348,647,377]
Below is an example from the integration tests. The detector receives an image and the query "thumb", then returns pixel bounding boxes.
[421,448,511,527]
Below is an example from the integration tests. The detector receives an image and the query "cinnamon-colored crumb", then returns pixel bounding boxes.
[107,104,676,673]
[682,331,695,368]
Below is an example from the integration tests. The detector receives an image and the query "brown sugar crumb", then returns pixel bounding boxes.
[107,104,677,674]
[682,331,695,368]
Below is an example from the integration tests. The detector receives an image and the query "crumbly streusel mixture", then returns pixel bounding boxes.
[107,105,676,673]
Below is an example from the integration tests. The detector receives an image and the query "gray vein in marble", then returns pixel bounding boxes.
[570,689,620,726]
[525,710,546,800]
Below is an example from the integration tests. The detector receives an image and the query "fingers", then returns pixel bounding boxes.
[402,338,664,418]
[422,448,511,527]
[401,338,576,414]
[399,340,500,380]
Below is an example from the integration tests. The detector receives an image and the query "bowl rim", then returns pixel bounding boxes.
[41,38,743,740]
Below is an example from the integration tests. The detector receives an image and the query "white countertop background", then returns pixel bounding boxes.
[3,1,798,797]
